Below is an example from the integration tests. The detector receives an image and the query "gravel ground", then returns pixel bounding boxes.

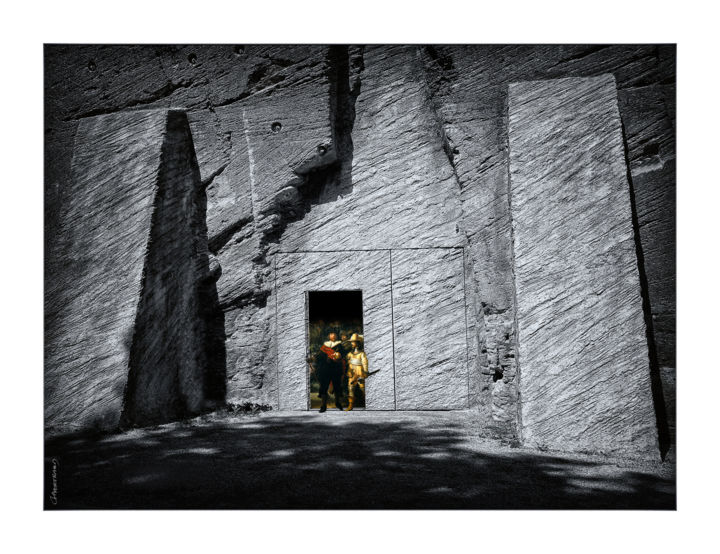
[44,410,675,509]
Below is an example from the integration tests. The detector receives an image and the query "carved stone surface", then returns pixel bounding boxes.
[279,46,464,253]
[207,48,335,405]
[45,110,209,434]
[419,44,676,435]
[508,75,659,456]
[210,45,467,407]
[275,250,394,410]
[392,248,468,410]
[44,46,675,457]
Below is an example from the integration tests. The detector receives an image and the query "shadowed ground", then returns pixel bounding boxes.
[44,411,675,509]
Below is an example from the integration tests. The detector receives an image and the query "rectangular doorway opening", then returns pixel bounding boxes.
[307,290,365,410]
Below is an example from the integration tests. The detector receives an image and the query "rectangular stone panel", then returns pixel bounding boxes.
[508,75,659,457]
[275,251,394,410]
[392,248,468,410]
[45,109,208,434]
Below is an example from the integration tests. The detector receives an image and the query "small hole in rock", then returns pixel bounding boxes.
[317,145,327,155]
[188,53,197,65]
[642,143,660,157]
[88,61,96,72]
[271,122,282,133]
[452,147,460,155]
[493,370,503,383]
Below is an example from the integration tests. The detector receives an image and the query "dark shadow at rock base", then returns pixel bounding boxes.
[45,415,675,510]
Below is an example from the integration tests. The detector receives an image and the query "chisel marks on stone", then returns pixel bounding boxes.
[508,75,659,458]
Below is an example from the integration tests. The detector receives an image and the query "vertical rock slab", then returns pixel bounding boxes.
[45,109,209,434]
[392,248,468,410]
[508,75,659,457]
[275,251,394,410]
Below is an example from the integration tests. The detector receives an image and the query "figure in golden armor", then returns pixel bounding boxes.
[344,333,368,411]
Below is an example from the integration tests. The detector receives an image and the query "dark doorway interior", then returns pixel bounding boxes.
[307,290,364,410]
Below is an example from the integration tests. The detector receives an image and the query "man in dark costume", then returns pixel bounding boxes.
[312,332,346,412]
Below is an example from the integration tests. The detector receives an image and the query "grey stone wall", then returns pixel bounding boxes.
[45,109,210,434]
[45,45,675,456]
[418,45,675,440]
[507,75,659,457]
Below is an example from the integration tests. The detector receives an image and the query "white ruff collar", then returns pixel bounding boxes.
[323,341,342,348]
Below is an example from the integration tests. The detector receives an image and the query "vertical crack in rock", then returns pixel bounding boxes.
[256,45,363,254]
[425,45,456,73]
[418,45,519,437]
[323,44,362,201]
[504,87,523,440]
[620,120,671,459]
[291,45,362,209]
[419,46,460,175]
[198,190,226,409]
[121,111,217,428]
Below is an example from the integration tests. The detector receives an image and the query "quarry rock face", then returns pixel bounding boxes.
[508,75,659,457]
[45,45,675,458]
[419,45,675,441]
[45,110,211,433]
[278,46,464,253]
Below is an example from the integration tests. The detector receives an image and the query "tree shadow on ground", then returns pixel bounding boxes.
[44,415,675,509]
